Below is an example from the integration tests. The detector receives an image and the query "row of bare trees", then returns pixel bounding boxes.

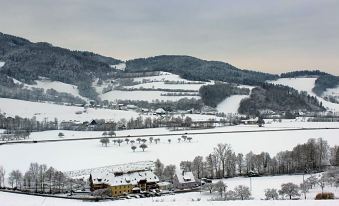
[181,138,338,179]
[0,163,86,194]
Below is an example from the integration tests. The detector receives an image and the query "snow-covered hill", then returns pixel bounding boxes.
[268,78,339,112]
[95,71,207,102]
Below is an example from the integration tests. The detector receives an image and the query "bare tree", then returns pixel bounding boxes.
[125,138,130,144]
[140,143,148,152]
[203,182,214,193]
[100,137,109,147]
[131,145,137,152]
[265,188,279,200]
[214,180,227,198]
[234,185,251,200]
[0,166,5,188]
[279,183,300,200]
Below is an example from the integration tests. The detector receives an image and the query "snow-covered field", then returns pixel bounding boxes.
[268,78,339,112]
[95,72,206,102]
[0,121,338,173]
[100,90,199,102]
[217,94,249,114]
[1,186,339,206]
[0,98,139,122]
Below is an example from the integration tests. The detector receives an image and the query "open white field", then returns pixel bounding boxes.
[1,190,339,206]
[100,90,199,102]
[268,78,339,112]
[0,121,338,173]
[0,98,139,122]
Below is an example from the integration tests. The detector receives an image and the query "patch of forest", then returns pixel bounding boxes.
[313,75,339,96]
[199,83,250,108]
[238,84,325,115]
[280,70,329,78]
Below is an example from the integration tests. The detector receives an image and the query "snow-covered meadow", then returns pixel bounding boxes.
[0,121,338,173]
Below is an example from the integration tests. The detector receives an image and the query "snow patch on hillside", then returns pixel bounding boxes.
[216,85,254,114]
[0,61,5,68]
[217,95,250,114]
[110,63,126,71]
[268,78,339,111]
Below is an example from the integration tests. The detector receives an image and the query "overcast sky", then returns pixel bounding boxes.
[0,0,339,75]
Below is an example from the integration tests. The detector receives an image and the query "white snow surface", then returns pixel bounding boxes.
[216,94,249,114]
[0,98,139,122]
[0,61,5,68]
[216,85,254,114]
[0,121,338,173]
[100,90,199,102]
[268,77,339,111]
[125,81,208,91]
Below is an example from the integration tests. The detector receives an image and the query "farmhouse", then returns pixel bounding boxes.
[89,162,159,197]
[173,170,199,190]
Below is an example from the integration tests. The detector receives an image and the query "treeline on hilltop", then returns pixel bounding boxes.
[125,55,278,85]
[239,84,325,115]
[313,75,339,96]
[0,32,121,100]
[280,70,329,78]
[199,83,250,108]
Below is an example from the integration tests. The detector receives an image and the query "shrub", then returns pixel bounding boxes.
[315,192,334,200]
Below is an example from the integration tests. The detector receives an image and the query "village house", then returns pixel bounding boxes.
[173,170,199,190]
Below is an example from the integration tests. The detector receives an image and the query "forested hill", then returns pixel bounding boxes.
[0,32,121,99]
[238,83,325,115]
[280,70,339,96]
[125,55,278,85]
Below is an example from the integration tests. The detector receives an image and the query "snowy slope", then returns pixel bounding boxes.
[95,72,207,102]
[11,77,87,100]
[0,122,338,173]
[216,95,249,114]
[268,78,339,111]
[0,98,139,122]
[216,85,254,114]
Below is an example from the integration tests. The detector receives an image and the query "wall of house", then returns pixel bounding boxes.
[111,184,133,197]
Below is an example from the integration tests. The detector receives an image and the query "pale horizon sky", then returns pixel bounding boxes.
[0,0,339,75]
